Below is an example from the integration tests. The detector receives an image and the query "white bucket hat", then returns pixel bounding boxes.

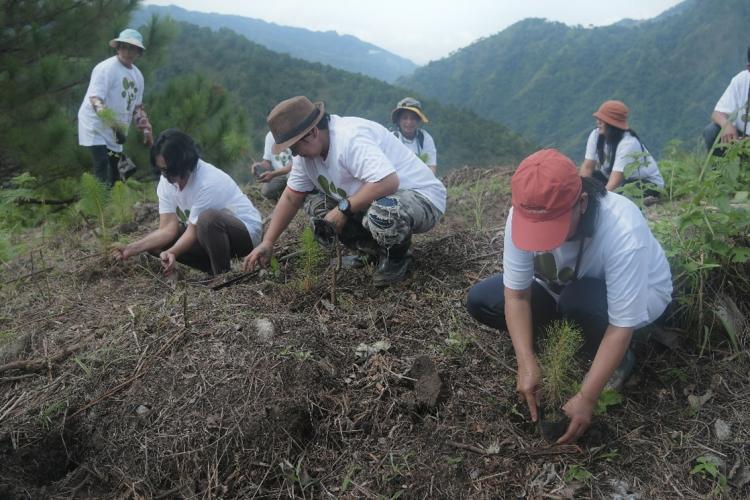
[109,28,145,50]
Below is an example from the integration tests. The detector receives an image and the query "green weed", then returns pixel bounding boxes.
[564,464,593,482]
[690,455,727,497]
[38,400,67,430]
[594,388,623,415]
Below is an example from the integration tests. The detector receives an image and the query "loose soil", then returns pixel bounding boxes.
[1,167,749,498]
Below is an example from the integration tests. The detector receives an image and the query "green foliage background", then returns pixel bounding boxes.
[399,0,750,159]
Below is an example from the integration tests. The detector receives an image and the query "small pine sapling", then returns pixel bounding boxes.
[297,226,324,291]
[538,319,583,441]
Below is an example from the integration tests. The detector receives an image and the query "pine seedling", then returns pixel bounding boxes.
[77,172,111,248]
[539,320,584,412]
[297,226,324,291]
[109,180,139,225]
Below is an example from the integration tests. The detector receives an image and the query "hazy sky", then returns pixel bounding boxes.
[144,0,684,64]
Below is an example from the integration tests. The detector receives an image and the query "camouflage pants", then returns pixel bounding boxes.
[303,189,441,249]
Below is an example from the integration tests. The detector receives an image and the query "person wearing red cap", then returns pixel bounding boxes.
[466,149,672,444]
[580,100,663,201]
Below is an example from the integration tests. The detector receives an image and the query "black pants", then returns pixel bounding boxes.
[89,145,121,187]
[466,273,609,360]
[592,170,660,198]
[703,122,747,157]
[169,209,255,275]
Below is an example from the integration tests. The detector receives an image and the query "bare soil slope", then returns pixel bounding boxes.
[1,167,748,498]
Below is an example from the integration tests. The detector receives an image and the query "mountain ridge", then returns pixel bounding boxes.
[132,4,418,83]
[399,0,750,159]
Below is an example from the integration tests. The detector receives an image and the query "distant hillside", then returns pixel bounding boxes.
[399,0,750,159]
[139,21,535,173]
[133,4,418,83]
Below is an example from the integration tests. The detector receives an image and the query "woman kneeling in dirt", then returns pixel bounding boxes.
[466,149,672,444]
[112,129,263,275]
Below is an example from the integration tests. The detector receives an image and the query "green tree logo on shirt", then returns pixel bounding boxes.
[534,253,575,288]
[317,175,348,200]
[121,77,138,111]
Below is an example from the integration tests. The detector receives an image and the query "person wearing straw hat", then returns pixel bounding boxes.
[579,100,663,202]
[391,97,437,174]
[78,28,153,186]
[242,96,446,287]
[466,149,672,444]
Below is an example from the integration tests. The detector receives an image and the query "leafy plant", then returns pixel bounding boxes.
[594,388,623,415]
[650,140,750,353]
[538,320,583,411]
[564,464,593,482]
[690,455,727,497]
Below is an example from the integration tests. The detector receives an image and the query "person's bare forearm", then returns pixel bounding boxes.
[166,223,198,257]
[348,173,399,212]
[505,287,536,365]
[262,189,305,245]
[580,159,596,177]
[579,325,633,401]
[127,226,177,255]
[712,110,732,128]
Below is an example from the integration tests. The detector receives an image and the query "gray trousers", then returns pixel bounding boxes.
[303,189,441,249]
[260,175,288,202]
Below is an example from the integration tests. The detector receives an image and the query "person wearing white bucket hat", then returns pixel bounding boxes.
[77,28,153,186]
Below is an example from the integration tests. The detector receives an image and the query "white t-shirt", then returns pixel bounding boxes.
[584,129,664,187]
[262,131,292,170]
[503,192,672,328]
[394,129,437,167]
[714,70,750,134]
[157,159,263,246]
[287,115,447,213]
[77,56,144,152]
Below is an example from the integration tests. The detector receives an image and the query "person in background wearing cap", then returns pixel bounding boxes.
[704,46,750,153]
[466,149,672,444]
[579,100,664,204]
[112,129,263,276]
[251,130,293,202]
[242,96,446,287]
[391,97,438,175]
[78,28,153,186]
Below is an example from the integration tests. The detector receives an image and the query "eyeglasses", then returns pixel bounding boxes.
[290,129,314,156]
[118,43,142,54]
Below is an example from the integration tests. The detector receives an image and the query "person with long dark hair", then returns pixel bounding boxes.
[466,149,672,444]
[580,101,664,197]
[112,129,263,276]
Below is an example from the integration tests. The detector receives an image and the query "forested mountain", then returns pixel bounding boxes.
[146,21,535,173]
[133,4,418,83]
[399,0,750,159]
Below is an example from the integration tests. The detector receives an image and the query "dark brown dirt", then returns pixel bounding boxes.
[0,168,748,499]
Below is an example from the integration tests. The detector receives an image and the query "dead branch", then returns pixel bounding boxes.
[0,342,86,374]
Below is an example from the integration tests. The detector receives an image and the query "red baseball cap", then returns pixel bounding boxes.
[510,149,582,251]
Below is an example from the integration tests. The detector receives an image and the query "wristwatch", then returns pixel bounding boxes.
[338,198,354,217]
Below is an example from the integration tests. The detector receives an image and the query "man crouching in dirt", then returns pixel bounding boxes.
[466,149,672,444]
[112,129,263,276]
[242,96,446,286]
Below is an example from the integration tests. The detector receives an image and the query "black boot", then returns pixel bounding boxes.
[373,237,412,287]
